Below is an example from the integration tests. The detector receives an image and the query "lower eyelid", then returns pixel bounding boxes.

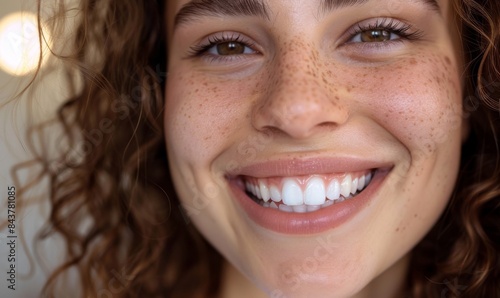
[198,55,262,67]
[339,39,409,59]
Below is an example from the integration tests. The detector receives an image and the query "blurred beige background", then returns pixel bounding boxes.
[0,1,66,297]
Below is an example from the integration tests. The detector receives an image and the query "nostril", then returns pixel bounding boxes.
[318,121,338,128]
[252,103,347,139]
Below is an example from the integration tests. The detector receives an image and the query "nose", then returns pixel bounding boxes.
[252,46,349,139]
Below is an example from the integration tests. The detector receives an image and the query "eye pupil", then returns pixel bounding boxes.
[217,42,245,55]
[361,30,391,42]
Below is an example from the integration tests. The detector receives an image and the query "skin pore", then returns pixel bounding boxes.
[164,0,466,297]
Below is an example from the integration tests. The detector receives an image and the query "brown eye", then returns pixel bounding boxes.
[216,42,247,55]
[360,29,391,42]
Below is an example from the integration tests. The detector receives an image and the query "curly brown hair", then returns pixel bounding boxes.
[15,0,500,297]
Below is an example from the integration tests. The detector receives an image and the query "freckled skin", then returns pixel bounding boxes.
[165,0,466,298]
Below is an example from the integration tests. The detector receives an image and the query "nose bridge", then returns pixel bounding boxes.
[273,39,323,103]
[253,38,348,138]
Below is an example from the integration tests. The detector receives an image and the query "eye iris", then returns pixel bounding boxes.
[361,29,391,42]
[216,42,245,55]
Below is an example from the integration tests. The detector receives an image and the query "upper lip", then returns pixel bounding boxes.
[227,156,393,178]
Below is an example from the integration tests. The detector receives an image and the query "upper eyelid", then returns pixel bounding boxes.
[207,32,251,43]
[348,18,411,34]
[341,18,422,42]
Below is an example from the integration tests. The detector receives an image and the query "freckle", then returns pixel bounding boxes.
[444,56,451,65]
[410,58,417,65]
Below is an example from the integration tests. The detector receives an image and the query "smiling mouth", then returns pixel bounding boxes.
[228,158,391,234]
[238,170,374,213]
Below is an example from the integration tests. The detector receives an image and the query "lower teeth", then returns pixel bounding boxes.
[252,193,356,213]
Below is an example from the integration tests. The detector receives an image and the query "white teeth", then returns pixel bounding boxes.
[340,175,352,198]
[351,177,358,195]
[292,205,308,213]
[358,175,365,191]
[255,184,261,198]
[270,186,281,202]
[366,172,372,185]
[326,179,340,201]
[244,171,374,213]
[307,205,321,212]
[259,180,270,202]
[282,179,304,206]
[279,204,293,212]
[304,177,326,206]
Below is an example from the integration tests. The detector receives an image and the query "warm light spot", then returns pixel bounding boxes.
[0,12,51,76]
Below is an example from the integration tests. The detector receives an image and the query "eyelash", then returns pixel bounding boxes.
[347,18,424,43]
[188,18,423,60]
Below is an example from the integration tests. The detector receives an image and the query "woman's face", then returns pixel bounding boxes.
[165,0,465,297]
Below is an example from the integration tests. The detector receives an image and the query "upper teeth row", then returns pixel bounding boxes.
[245,173,372,207]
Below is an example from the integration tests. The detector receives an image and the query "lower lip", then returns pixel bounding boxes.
[229,169,389,235]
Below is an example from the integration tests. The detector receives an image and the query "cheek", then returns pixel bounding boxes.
[365,53,463,235]
[364,53,463,156]
[165,71,256,164]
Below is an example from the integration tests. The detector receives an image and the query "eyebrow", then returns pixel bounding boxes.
[174,0,270,28]
[174,0,441,29]
[319,0,441,18]
[320,0,440,12]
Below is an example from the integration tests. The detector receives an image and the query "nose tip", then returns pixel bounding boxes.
[252,69,349,139]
